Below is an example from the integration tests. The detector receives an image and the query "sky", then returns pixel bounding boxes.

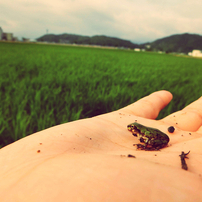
[1,0,202,43]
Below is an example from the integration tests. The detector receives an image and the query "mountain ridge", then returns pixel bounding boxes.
[37,33,202,53]
[143,33,202,53]
[37,33,139,49]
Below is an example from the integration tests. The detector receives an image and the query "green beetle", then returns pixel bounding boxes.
[127,122,170,150]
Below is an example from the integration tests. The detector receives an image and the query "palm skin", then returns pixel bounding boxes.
[0,90,202,201]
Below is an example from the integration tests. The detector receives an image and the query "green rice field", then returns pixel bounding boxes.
[0,42,202,148]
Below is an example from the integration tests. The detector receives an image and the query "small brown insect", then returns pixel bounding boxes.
[37,150,41,153]
[127,154,136,158]
[179,151,190,170]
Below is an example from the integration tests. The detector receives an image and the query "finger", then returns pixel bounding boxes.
[119,90,173,119]
[162,96,202,131]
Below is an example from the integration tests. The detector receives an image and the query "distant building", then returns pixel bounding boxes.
[13,37,18,41]
[134,48,140,52]
[0,26,15,41]
[0,27,3,40]
[145,44,151,49]
[3,33,13,41]
[189,50,202,57]
[22,37,30,42]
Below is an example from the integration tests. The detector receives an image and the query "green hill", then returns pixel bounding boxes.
[36,34,139,49]
[37,32,202,53]
[142,33,202,53]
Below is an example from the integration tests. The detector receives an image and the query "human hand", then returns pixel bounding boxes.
[0,90,202,201]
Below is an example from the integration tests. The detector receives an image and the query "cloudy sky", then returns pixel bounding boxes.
[1,0,202,43]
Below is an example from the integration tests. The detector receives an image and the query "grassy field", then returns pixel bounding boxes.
[0,42,202,148]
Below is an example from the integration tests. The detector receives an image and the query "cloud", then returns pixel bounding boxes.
[1,0,202,43]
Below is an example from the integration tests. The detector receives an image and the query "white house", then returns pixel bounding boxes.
[189,50,202,57]
[134,48,140,52]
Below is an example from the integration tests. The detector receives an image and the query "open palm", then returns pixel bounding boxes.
[0,90,202,201]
